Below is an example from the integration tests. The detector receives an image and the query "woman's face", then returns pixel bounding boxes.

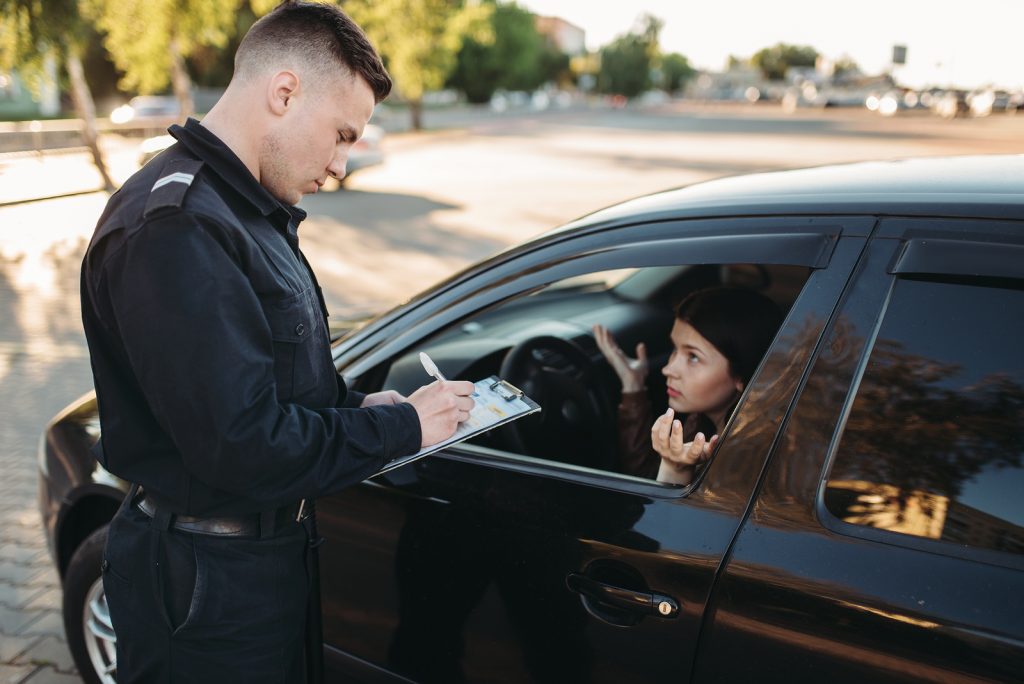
[662,320,744,419]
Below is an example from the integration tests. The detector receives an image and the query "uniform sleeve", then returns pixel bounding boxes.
[336,374,366,408]
[102,213,421,505]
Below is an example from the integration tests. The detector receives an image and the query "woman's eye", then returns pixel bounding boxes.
[688,353,699,364]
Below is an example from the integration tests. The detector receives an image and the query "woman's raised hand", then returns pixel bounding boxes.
[651,408,718,482]
[593,324,648,393]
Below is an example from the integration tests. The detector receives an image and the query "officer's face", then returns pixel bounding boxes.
[260,71,375,205]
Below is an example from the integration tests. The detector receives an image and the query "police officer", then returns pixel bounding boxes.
[80,2,476,681]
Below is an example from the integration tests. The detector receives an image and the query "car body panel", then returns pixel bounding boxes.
[315,229,870,680]
[697,227,1024,682]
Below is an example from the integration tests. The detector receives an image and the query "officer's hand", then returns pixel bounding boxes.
[360,390,406,407]
[406,380,476,447]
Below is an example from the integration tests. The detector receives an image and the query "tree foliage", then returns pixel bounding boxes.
[596,14,662,98]
[448,1,561,104]
[344,0,492,128]
[1,0,115,189]
[751,42,818,81]
[83,0,237,117]
[660,52,694,93]
[0,0,89,83]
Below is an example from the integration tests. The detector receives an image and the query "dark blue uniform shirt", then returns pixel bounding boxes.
[81,118,421,516]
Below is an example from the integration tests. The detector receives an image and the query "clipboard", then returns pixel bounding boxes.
[375,375,541,475]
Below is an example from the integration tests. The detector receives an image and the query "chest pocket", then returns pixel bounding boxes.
[260,288,327,402]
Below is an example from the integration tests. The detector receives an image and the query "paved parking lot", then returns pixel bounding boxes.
[0,308,92,681]
[2,103,1024,682]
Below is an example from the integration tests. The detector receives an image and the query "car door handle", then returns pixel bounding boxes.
[566,572,679,618]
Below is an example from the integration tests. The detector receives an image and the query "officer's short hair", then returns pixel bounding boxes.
[234,1,392,103]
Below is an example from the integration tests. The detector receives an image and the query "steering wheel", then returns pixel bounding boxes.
[499,335,617,471]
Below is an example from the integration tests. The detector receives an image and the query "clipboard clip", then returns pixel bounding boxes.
[490,378,525,401]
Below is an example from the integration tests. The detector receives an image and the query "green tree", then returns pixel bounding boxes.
[344,0,492,130]
[597,15,662,98]
[83,0,238,121]
[831,56,861,82]
[661,52,694,93]
[1,0,115,190]
[538,42,571,88]
[751,43,818,81]
[448,1,549,104]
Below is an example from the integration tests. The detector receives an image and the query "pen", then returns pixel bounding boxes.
[419,351,447,382]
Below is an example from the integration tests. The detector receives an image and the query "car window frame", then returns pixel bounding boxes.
[816,221,1024,572]
[333,218,843,367]
[339,216,871,497]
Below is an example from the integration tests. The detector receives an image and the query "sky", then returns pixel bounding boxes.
[520,0,1024,90]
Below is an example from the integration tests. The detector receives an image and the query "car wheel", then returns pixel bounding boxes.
[63,526,117,684]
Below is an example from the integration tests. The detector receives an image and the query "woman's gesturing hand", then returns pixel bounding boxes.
[651,408,718,484]
[593,324,648,393]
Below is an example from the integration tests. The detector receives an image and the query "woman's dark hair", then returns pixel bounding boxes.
[674,287,784,386]
[235,1,392,102]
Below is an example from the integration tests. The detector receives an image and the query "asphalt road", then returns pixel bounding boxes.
[1,101,1023,682]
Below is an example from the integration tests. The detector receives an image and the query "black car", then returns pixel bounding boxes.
[40,155,1024,683]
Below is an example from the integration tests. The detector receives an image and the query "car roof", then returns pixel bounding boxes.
[552,155,1024,234]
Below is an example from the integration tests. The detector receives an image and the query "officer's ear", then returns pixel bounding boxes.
[267,71,300,116]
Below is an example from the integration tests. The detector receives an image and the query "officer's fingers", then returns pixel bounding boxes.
[443,380,477,396]
[455,396,475,412]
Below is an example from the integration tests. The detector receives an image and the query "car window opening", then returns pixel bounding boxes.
[376,262,812,486]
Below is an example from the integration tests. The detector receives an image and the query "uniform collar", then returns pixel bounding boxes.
[168,118,306,226]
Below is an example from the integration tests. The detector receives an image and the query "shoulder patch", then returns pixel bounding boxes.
[143,158,205,218]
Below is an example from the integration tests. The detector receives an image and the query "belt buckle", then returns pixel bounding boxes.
[295,499,309,523]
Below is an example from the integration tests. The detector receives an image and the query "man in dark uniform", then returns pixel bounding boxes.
[79,2,476,681]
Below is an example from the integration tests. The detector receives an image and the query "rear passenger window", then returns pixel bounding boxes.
[825,277,1024,555]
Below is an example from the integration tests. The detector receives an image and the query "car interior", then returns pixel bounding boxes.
[377,263,812,483]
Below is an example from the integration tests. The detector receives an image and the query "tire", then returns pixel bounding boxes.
[63,525,117,684]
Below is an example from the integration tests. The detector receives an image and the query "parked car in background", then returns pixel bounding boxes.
[968,88,1023,117]
[40,156,1024,683]
[137,123,386,184]
[932,90,970,119]
[109,95,180,125]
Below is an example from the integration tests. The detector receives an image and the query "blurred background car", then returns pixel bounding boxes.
[967,88,1022,117]
[109,95,180,125]
[932,90,970,119]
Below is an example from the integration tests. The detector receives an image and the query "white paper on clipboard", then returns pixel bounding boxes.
[375,375,541,475]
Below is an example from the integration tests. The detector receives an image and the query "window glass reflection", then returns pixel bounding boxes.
[825,277,1024,555]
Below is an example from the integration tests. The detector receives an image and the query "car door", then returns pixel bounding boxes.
[696,218,1024,682]
[316,216,872,682]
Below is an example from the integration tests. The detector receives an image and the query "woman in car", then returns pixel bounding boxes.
[594,287,782,485]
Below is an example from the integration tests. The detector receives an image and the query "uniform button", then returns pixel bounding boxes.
[295,323,305,336]
[101,559,109,571]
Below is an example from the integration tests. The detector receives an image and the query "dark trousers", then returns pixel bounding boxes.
[102,501,309,683]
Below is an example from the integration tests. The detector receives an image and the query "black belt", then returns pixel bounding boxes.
[135,493,306,538]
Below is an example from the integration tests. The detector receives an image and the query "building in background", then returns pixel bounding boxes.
[534,15,585,56]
